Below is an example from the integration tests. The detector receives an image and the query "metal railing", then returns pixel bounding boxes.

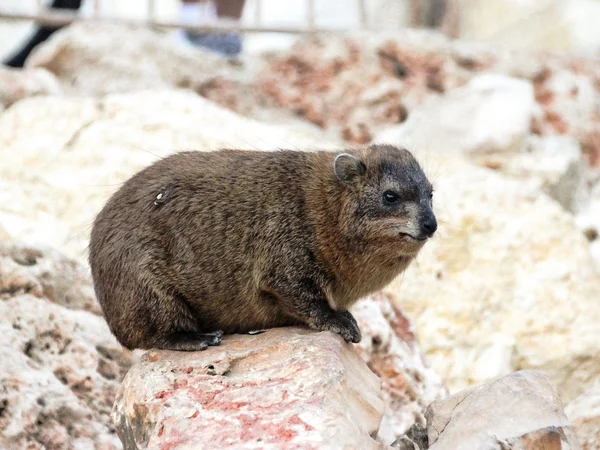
[0,0,371,35]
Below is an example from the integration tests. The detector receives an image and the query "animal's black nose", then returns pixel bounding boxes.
[420,215,438,237]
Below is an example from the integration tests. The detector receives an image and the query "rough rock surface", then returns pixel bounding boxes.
[376,74,536,156]
[0,241,100,315]
[112,328,386,450]
[0,89,337,263]
[383,154,600,402]
[29,24,600,167]
[23,21,297,127]
[0,241,132,450]
[425,370,580,449]
[566,380,600,450]
[111,294,447,449]
[0,66,61,109]
[353,293,446,444]
[471,135,590,214]
[258,32,600,155]
[259,31,461,144]
[26,22,234,98]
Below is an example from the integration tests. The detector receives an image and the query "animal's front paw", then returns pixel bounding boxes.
[317,311,362,344]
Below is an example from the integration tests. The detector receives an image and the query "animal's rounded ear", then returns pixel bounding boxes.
[334,153,367,183]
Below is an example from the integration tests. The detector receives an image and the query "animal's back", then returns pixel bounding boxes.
[89,150,318,345]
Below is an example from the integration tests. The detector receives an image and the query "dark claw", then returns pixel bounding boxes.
[198,330,223,347]
[317,311,362,344]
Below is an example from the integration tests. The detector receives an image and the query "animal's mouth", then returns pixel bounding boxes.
[399,232,428,242]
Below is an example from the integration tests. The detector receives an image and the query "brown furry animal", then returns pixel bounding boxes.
[88,144,437,351]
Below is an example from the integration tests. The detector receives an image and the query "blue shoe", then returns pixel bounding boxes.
[185,31,243,58]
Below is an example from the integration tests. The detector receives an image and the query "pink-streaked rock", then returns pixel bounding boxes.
[258,31,600,148]
[353,293,447,444]
[112,327,387,450]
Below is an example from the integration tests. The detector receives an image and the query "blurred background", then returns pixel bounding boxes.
[1,1,600,449]
[2,0,600,59]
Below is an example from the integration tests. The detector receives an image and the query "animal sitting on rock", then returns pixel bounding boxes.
[89,144,437,351]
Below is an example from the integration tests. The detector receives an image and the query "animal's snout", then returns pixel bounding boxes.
[420,212,437,238]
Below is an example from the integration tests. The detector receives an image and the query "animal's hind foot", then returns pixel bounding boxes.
[152,330,224,351]
[198,330,223,347]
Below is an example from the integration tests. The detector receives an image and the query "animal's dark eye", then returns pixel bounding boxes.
[383,191,400,204]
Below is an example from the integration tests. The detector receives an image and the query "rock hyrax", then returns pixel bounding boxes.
[89,144,437,351]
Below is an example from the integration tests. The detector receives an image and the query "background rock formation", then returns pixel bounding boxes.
[393,370,581,450]
[0,242,132,449]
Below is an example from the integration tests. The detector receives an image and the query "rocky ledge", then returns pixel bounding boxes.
[113,328,385,450]
[114,337,581,450]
